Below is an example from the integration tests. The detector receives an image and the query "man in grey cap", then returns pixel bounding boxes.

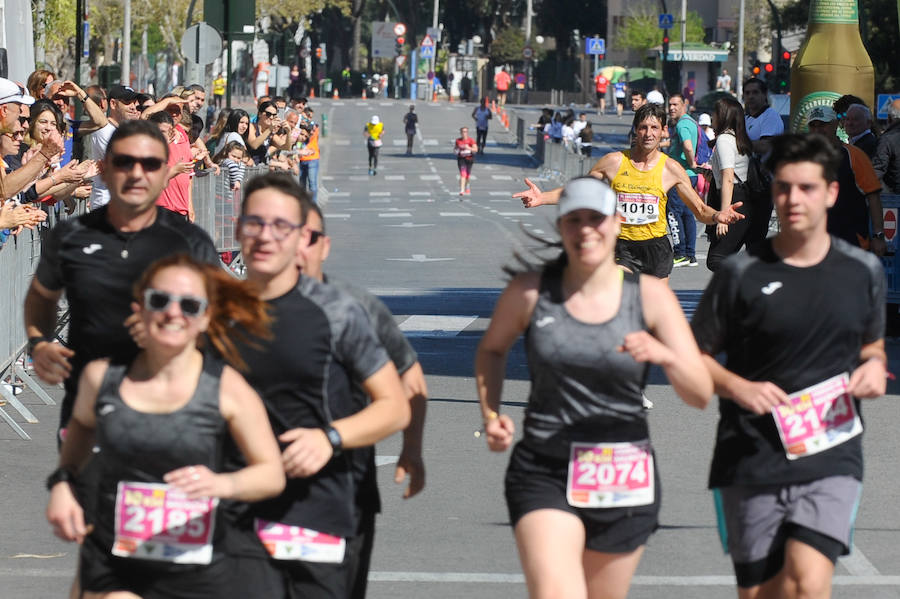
[89,85,140,208]
[807,104,885,255]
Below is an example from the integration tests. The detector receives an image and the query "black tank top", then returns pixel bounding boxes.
[523,264,650,460]
[90,354,227,559]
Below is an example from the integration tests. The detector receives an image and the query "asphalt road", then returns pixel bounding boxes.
[2,99,899,598]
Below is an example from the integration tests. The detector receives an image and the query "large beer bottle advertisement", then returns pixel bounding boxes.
[789,0,874,131]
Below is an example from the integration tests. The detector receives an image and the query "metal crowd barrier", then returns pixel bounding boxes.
[539,140,593,183]
[0,165,271,439]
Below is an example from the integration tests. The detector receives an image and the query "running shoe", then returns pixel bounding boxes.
[673,255,688,267]
[463,189,471,195]
[687,257,699,267]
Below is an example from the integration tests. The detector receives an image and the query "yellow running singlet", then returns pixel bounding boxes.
[611,150,669,242]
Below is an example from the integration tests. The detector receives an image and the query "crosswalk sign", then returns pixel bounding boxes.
[420,45,435,59]
[877,93,900,120]
[585,37,606,55]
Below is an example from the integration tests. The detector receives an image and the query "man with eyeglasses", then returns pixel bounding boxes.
[25,119,218,441]
[0,78,64,205]
[295,201,428,599]
[88,85,141,209]
[222,172,409,599]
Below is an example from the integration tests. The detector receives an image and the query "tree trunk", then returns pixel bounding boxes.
[351,0,364,70]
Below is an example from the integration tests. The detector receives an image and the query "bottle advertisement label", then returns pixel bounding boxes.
[791,91,843,132]
[810,0,859,24]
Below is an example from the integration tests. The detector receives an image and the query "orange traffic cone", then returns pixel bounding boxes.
[432,88,437,102]
[362,88,367,100]
[333,88,339,99]
[309,86,315,99]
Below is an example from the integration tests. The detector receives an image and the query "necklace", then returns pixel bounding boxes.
[115,209,157,259]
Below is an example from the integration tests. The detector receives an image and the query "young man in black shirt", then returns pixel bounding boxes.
[225,173,409,599]
[692,133,887,599]
[25,120,218,435]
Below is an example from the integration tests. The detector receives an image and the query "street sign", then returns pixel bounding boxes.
[427,71,435,81]
[877,93,900,119]
[421,35,434,47]
[522,46,534,60]
[372,21,401,57]
[420,45,435,59]
[426,27,441,42]
[659,14,675,29]
[585,37,605,55]
[181,22,223,65]
[393,23,406,36]
[515,72,526,90]
[396,55,407,68]
[885,208,897,241]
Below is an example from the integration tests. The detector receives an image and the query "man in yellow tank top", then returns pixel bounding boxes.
[515,103,744,280]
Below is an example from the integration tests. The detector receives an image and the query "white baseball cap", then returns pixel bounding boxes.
[370,115,380,124]
[0,78,34,106]
[558,177,617,218]
[646,90,665,105]
[698,113,712,126]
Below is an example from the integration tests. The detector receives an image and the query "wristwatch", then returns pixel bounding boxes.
[322,425,343,457]
[872,231,885,240]
[46,466,76,491]
[27,335,51,356]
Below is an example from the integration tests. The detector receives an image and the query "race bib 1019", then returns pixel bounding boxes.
[617,193,659,225]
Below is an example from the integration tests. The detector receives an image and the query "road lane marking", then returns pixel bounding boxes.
[439,212,473,216]
[420,175,441,180]
[492,175,514,180]
[386,254,454,262]
[385,175,405,180]
[489,191,512,196]
[385,222,435,228]
[409,191,430,196]
[325,213,351,219]
[399,315,478,336]
[497,212,533,217]
[370,191,391,196]
[349,175,369,181]
[375,455,398,466]
[378,212,412,217]
[329,192,350,197]
[842,545,881,576]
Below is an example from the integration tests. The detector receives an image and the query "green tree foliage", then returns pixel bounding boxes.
[780,0,900,91]
[491,26,526,63]
[37,0,77,69]
[615,5,706,54]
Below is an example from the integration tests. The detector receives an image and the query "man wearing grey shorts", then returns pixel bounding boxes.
[692,133,888,598]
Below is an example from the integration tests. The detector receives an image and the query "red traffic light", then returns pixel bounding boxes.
[782,50,791,61]
[764,63,774,73]
[663,36,669,44]
[396,36,405,45]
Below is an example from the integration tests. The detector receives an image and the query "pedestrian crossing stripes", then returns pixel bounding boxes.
[420,175,441,180]
[384,175,405,181]
[370,191,391,196]
[398,315,479,337]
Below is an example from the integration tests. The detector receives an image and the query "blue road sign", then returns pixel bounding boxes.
[877,93,900,120]
[420,45,435,59]
[659,14,674,29]
[585,37,606,55]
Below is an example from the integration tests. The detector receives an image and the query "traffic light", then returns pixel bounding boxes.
[662,35,670,60]
[315,47,322,60]
[776,48,791,91]
[395,36,405,55]
[764,63,774,75]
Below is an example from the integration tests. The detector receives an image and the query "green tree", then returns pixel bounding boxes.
[615,5,706,54]
[490,26,526,63]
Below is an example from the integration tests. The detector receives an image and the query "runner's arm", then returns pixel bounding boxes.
[849,339,887,398]
[666,160,743,225]
[332,361,410,448]
[866,191,886,256]
[700,354,789,415]
[514,154,616,208]
[25,278,75,385]
[635,276,712,408]
[396,361,427,498]
[475,273,540,450]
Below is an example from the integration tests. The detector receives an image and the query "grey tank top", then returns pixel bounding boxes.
[91,354,227,552]
[523,264,650,460]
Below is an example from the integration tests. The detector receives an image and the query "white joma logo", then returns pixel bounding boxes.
[535,316,555,328]
[761,281,783,295]
[98,404,115,416]
[83,244,102,255]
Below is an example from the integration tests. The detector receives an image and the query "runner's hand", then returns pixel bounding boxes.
[618,331,673,366]
[716,223,729,238]
[485,413,515,452]
[869,236,887,257]
[279,428,333,478]
[848,358,887,399]
[47,482,88,543]
[124,302,147,348]
[730,379,789,415]
[513,177,546,208]
[394,447,425,499]
[32,341,74,385]
[164,465,231,499]
[715,203,745,224]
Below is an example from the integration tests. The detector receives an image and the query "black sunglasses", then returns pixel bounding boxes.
[308,230,324,246]
[143,289,208,317]
[110,154,166,172]
[263,111,277,117]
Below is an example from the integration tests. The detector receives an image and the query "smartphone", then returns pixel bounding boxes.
[277,108,286,120]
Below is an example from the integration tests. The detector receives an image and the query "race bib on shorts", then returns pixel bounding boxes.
[112,482,217,564]
[566,440,654,508]
[616,193,659,225]
[254,519,346,563]
[772,373,863,460]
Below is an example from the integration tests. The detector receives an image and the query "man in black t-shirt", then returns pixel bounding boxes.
[403,105,418,155]
[24,120,218,434]
[224,173,409,599]
[692,133,887,598]
[297,200,427,599]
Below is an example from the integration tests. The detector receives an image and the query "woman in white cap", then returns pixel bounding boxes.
[364,115,384,175]
[475,176,712,599]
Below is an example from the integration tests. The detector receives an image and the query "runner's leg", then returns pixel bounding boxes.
[515,509,589,599]
[583,546,645,599]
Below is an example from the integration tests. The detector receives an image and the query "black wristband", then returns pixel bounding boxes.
[28,335,51,356]
[46,466,76,491]
[322,425,343,457]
